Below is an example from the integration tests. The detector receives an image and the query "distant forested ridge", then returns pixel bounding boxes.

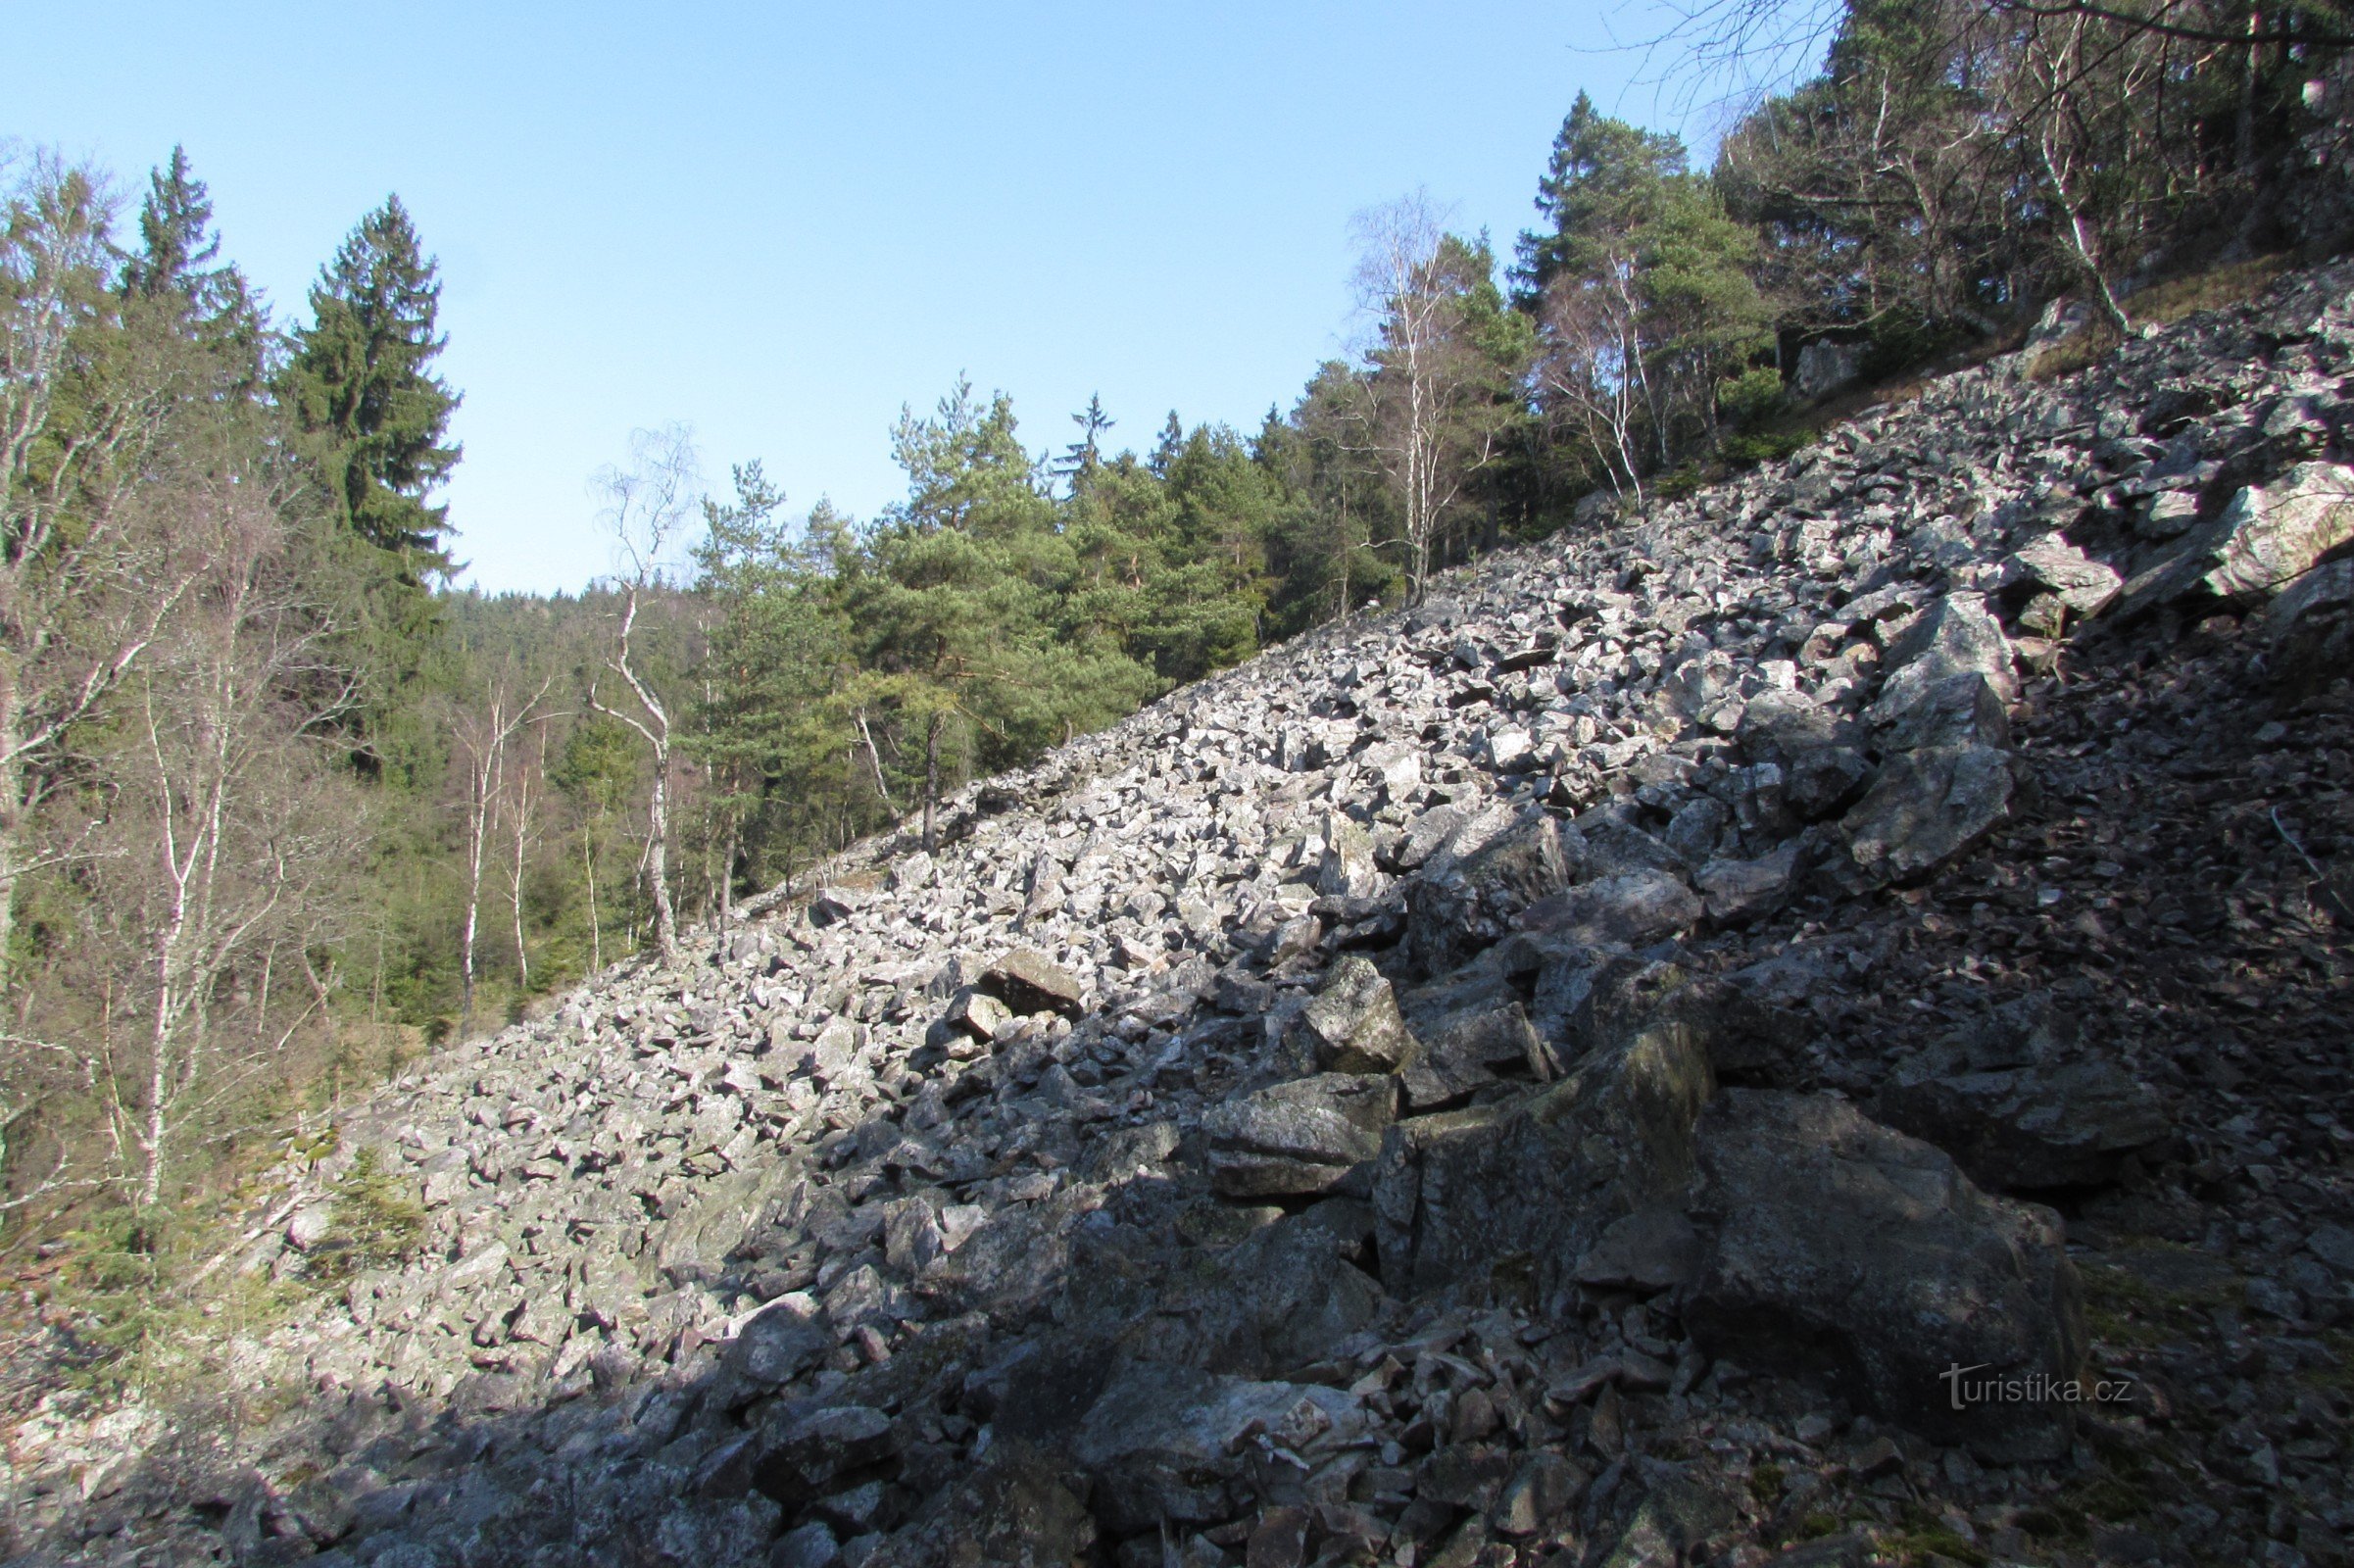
[2,0,2348,1302]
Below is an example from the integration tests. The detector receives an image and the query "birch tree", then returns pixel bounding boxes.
[0,155,203,993]
[87,465,361,1212]
[588,425,700,961]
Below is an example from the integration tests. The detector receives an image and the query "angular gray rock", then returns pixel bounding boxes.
[1516,867,1702,950]
[2122,461,2354,612]
[1372,1006,1714,1301]
[1296,956,1420,1074]
[2265,556,2354,695]
[981,949,1086,1016]
[1203,1072,1396,1197]
[1682,1089,2087,1462]
[1840,745,2015,886]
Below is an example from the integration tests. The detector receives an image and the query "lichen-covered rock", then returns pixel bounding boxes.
[1840,745,2016,886]
[1682,1090,2087,1462]
[1296,956,1419,1074]
[1203,1073,1396,1197]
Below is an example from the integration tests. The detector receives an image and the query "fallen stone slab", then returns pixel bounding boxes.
[1839,744,2015,886]
[1297,956,1420,1075]
[1682,1089,2087,1462]
[1515,867,1702,950]
[981,949,1086,1017]
[1203,1073,1396,1197]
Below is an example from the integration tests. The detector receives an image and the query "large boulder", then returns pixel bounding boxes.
[1203,1073,1396,1198]
[1371,1008,1714,1302]
[1693,843,1802,925]
[2120,462,2354,613]
[1404,811,1571,975]
[1297,956,1420,1074]
[1870,593,2017,724]
[1515,868,1703,950]
[1072,1363,1364,1536]
[1682,1090,2087,1462]
[1839,745,2016,886]
[1871,672,2011,753]
[1398,959,1553,1111]
[2265,557,2354,696]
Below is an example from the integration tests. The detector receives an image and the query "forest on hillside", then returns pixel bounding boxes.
[3,0,2350,1307]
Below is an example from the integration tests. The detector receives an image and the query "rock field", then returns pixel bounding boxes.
[5,264,2353,1568]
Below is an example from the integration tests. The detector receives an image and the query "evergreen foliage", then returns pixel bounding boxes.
[280,196,462,570]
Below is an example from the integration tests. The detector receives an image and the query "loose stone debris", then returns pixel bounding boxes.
[5,265,2354,1568]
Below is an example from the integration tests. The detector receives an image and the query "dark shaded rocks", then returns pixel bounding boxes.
[1204,1073,1396,1198]
[1682,1089,2087,1462]
[1694,842,1801,925]
[1572,1204,1702,1294]
[1840,745,2016,886]
[747,1403,899,1506]
[1296,956,1420,1075]
[1397,960,1552,1111]
[1871,672,2011,753]
[1877,996,2171,1191]
[1115,1202,1383,1377]
[1881,1055,2171,1192]
[1516,868,1702,950]
[886,1441,1096,1568]
[1071,1363,1361,1536]
[2265,557,2354,696]
[982,949,1086,1017]
[1372,1007,1714,1301]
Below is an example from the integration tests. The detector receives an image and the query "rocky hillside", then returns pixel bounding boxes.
[6,266,2353,1568]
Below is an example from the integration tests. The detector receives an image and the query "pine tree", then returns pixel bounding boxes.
[281,196,463,571]
[1515,93,1689,300]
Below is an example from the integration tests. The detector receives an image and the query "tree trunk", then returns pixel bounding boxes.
[0,685,22,998]
[646,752,676,960]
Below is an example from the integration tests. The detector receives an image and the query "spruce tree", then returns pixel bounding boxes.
[282,196,462,571]
[121,146,265,382]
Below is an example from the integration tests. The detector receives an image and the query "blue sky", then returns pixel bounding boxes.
[9,1,1823,594]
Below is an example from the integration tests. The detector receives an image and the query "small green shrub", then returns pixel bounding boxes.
[306,1147,425,1282]
[1721,426,1817,468]
[1718,366,1786,428]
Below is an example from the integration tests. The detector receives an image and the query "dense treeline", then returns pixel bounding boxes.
[2,0,2348,1289]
